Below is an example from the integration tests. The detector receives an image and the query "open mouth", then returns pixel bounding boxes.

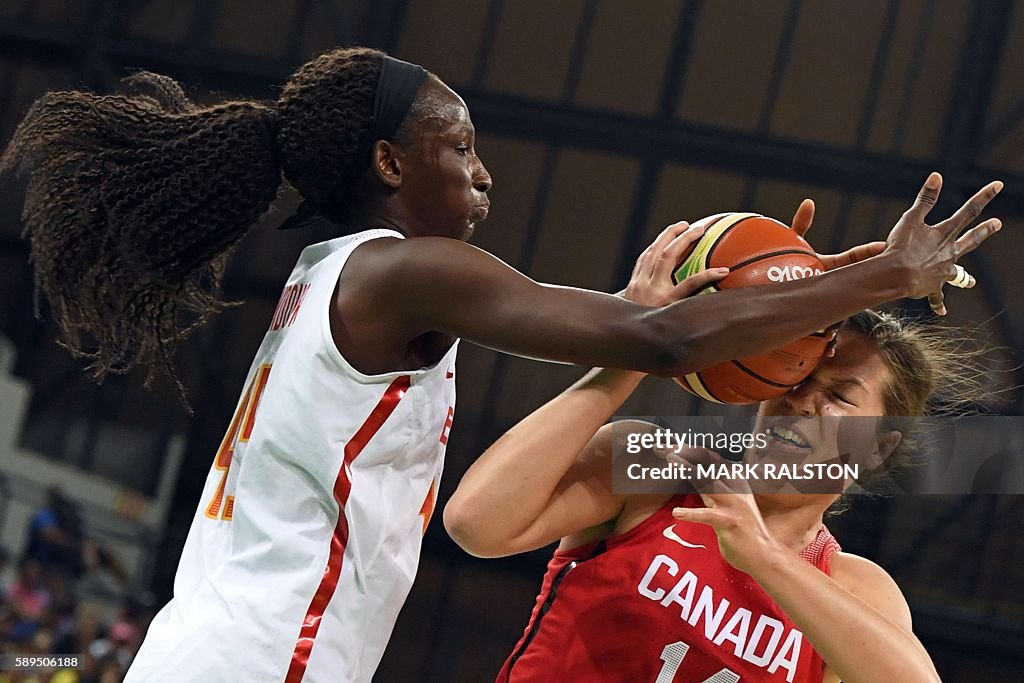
[768,424,811,450]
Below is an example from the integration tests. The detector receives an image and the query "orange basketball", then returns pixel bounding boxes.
[671,212,830,404]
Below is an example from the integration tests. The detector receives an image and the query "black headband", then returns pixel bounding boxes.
[371,55,429,142]
[278,55,428,231]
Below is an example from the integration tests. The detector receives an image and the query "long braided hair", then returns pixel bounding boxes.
[1,47,398,403]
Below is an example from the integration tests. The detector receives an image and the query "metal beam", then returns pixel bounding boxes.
[464,91,1024,215]
[470,0,504,89]
[611,0,703,288]
[361,0,408,52]
[1,18,1022,213]
[931,0,1023,380]
[756,0,801,133]
[318,0,356,50]
[78,0,121,90]
[936,0,1013,181]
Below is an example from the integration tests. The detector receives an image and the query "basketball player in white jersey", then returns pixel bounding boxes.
[3,45,1001,681]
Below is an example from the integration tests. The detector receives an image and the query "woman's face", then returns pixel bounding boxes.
[747,331,901,495]
[390,78,492,241]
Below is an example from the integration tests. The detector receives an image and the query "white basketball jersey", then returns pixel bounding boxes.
[127,229,457,682]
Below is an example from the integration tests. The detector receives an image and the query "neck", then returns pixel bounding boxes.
[347,187,417,236]
[754,494,833,553]
[346,207,408,236]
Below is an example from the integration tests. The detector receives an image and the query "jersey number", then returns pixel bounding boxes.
[656,640,740,683]
[205,364,272,521]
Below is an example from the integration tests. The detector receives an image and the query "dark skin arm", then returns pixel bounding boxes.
[336,174,1001,376]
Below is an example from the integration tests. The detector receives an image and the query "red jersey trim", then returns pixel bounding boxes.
[284,375,411,683]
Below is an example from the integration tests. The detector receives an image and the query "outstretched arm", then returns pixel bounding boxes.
[350,174,1000,376]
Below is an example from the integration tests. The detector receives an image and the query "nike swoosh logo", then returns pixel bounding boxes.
[663,524,706,549]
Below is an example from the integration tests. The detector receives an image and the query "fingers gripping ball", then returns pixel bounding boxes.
[672,213,830,404]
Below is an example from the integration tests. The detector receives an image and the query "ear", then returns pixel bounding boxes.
[877,430,903,463]
[371,140,403,189]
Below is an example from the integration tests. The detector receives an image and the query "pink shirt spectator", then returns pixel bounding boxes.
[9,579,51,619]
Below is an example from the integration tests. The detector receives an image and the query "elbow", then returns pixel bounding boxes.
[442,498,505,559]
[829,654,940,683]
[635,313,702,377]
[915,659,942,683]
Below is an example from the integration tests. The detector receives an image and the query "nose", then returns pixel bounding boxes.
[783,381,819,417]
[473,158,492,193]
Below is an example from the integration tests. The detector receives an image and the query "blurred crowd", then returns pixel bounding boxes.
[0,489,151,683]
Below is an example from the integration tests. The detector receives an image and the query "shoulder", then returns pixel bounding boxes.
[829,551,899,592]
[350,235,510,273]
[593,420,678,535]
[343,236,523,307]
[829,551,913,630]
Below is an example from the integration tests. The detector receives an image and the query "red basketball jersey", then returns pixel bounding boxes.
[498,494,840,683]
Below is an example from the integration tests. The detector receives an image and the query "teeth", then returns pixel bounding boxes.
[772,425,809,447]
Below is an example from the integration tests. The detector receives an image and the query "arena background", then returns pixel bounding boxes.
[0,0,1022,680]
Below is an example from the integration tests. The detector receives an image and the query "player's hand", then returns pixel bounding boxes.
[787,200,842,356]
[667,449,782,575]
[624,221,729,307]
[789,198,887,271]
[884,172,1002,315]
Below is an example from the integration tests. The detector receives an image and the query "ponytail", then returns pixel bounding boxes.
[3,47,412,406]
[1,72,283,403]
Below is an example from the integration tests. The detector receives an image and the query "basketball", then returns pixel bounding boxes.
[672,212,830,404]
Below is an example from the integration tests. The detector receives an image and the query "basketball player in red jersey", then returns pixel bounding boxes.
[446,220,969,682]
[4,45,998,680]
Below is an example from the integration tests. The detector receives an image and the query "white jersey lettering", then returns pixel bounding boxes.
[638,553,805,682]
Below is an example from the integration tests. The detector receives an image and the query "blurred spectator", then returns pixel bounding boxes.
[0,668,45,683]
[108,607,141,673]
[70,608,102,655]
[49,669,79,683]
[0,538,147,682]
[0,623,51,683]
[24,488,83,577]
[24,487,129,591]
[0,488,150,682]
[9,557,50,626]
[96,656,123,683]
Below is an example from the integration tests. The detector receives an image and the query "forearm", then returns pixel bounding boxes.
[484,253,910,377]
[652,253,909,376]
[752,548,939,683]
[445,368,642,554]
[385,236,913,376]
